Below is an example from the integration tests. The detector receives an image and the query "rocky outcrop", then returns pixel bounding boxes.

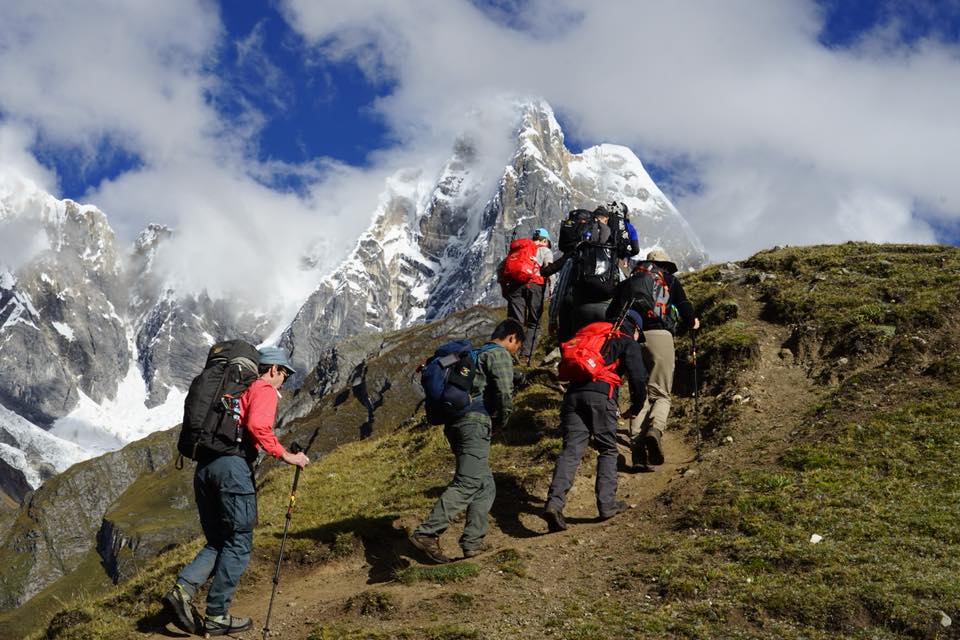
[0,196,127,427]
[0,429,180,610]
[127,225,271,407]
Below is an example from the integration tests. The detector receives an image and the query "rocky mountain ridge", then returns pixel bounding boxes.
[281,100,707,376]
[0,99,705,504]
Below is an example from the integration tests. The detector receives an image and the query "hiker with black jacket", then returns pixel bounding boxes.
[555,203,640,342]
[500,228,568,359]
[543,311,648,532]
[409,319,523,564]
[163,347,309,637]
[607,249,700,468]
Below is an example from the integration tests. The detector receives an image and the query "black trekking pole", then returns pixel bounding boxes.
[262,442,305,640]
[605,296,637,347]
[692,328,701,459]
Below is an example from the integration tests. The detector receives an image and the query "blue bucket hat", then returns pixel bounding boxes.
[621,310,644,337]
[533,227,550,241]
[258,346,296,375]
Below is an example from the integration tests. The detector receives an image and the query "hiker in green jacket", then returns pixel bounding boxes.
[409,319,523,563]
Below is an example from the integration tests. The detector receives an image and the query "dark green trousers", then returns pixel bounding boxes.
[414,412,495,552]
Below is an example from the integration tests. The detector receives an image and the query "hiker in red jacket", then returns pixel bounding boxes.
[163,347,309,637]
[499,228,567,360]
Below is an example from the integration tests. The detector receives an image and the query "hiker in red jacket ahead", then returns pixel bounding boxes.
[499,228,567,360]
[163,347,309,637]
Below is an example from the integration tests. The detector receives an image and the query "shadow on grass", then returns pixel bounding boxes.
[135,610,193,637]
[490,473,544,539]
[286,515,408,584]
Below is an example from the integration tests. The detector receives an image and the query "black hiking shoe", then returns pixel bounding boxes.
[462,542,493,558]
[409,533,451,564]
[204,613,253,636]
[630,438,648,468]
[543,505,567,532]
[599,500,629,521]
[162,583,197,634]
[644,428,665,466]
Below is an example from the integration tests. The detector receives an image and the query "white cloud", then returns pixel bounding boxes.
[279,0,960,260]
[1,0,957,300]
[0,0,406,313]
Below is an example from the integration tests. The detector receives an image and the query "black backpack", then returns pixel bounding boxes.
[177,340,260,462]
[420,341,498,425]
[558,209,602,253]
[630,262,679,334]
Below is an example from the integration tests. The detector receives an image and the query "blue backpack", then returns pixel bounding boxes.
[420,340,497,425]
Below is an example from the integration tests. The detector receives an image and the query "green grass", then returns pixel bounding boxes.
[394,562,482,586]
[493,548,527,578]
[575,377,960,639]
[743,243,960,358]
[19,243,960,639]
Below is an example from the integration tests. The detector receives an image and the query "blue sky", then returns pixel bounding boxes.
[1,0,959,293]
[41,0,960,202]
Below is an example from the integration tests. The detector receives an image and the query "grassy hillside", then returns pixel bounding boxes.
[13,243,960,640]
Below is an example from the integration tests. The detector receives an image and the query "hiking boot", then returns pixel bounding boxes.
[599,500,629,521]
[204,613,252,636]
[409,533,451,564]
[161,583,197,634]
[462,542,493,558]
[543,505,567,532]
[644,428,665,466]
[630,438,648,468]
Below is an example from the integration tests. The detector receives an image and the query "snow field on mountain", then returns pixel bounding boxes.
[49,359,186,456]
[0,402,87,489]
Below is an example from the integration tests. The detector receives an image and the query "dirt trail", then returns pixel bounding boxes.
[146,429,695,640]
[146,291,826,639]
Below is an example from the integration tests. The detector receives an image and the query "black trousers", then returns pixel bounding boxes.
[546,389,620,515]
[505,283,544,357]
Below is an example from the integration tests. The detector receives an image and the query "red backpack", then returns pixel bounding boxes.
[558,321,622,395]
[499,238,544,288]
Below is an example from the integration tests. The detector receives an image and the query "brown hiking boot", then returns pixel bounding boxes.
[644,428,664,465]
[599,500,629,521]
[543,505,567,532]
[409,533,451,564]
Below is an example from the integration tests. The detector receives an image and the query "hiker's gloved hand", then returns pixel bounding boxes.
[282,449,310,468]
[622,406,641,421]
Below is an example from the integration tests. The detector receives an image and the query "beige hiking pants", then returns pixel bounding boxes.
[628,329,675,438]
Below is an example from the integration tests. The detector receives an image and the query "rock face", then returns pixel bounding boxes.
[0,191,127,427]
[0,429,180,610]
[127,225,271,407]
[0,179,269,494]
[281,100,707,376]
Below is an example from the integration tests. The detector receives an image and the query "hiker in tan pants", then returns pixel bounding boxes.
[607,249,700,467]
[628,328,675,441]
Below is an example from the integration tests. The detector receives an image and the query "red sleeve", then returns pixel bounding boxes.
[239,379,284,458]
